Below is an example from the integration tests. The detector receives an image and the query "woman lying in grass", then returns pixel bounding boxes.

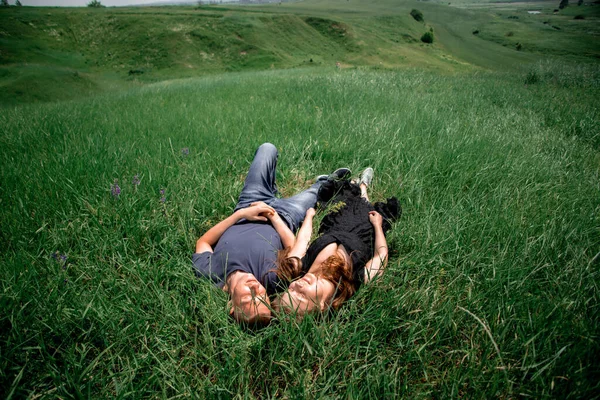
[273,168,400,317]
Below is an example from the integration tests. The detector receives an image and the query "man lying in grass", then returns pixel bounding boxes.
[193,143,349,325]
[274,168,400,318]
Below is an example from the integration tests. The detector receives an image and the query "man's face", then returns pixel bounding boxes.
[227,271,271,324]
[276,273,334,316]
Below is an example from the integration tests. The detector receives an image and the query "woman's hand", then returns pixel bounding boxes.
[368,211,383,229]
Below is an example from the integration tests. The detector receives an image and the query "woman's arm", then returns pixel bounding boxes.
[195,203,276,253]
[364,211,389,283]
[287,208,315,258]
[267,210,296,249]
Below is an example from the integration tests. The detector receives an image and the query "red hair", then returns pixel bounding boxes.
[275,249,355,310]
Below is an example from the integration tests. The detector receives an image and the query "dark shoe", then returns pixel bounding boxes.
[328,168,351,181]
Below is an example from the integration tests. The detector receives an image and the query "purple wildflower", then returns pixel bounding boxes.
[181,148,190,156]
[228,159,233,165]
[111,179,121,198]
[160,189,166,203]
[132,174,141,186]
[52,252,68,269]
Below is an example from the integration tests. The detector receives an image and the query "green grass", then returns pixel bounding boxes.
[1,0,599,397]
[467,1,600,57]
[1,63,599,397]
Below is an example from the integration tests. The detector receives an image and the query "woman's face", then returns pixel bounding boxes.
[277,273,335,315]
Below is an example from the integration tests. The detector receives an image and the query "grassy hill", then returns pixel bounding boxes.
[1,0,598,105]
[1,0,599,398]
[1,63,599,399]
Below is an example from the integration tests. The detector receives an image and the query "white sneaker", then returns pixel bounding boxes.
[360,167,374,187]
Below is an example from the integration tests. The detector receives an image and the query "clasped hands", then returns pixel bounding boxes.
[237,201,278,222]
[238,202,317,223]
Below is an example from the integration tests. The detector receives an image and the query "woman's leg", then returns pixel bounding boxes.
[234,143,278,211]
[359,167,373,202]
[360,183,370,202]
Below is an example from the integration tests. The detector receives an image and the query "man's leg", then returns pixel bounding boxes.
[272,179,325,232]
[272,167,352,231]
[234,143,278,211]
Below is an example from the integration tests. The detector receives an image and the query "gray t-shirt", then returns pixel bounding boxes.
[192,221,281,294]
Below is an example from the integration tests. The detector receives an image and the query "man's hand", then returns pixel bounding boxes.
[239,202,276,222]
[305,207,316,219]
[250,201,274,211]
[369,211,383,229]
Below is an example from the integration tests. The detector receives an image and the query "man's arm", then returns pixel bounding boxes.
[195,203,276,253]
[288,208,315,258]
[363,211,389,283]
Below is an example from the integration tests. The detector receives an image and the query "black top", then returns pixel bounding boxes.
[302,180,401,290]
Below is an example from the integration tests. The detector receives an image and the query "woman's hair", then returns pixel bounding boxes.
[275,249,356,310]
[275,248,302,282]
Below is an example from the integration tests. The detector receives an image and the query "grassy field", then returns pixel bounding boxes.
[1,0,599,105]
[2,64,599,398]
[1,0,600,398]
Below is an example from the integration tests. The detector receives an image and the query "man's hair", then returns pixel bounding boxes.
[275,248,355,310]
[230,303,271,326]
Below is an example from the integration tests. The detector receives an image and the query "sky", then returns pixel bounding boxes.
[13,0,196,6]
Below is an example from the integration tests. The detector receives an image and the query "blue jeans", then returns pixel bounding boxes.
[234,143,324,232]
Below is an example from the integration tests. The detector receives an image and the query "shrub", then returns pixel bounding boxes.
[410,9,424,22]
[421,31,434,43]
[559,0,568,9]
[0,0,8,7]
[506,31,514,37]
[87,0,104,7]
[525,71,539,85]
[472,29,480,35]
[574,14,585,19]
[516,42,523,51]
[577,0,583,4]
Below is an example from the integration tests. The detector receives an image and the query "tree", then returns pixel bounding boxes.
[16,0,23,5]
[421,31,434,43]
[559,0,568,9]
[87,0,105,7]
[410,9,424,22]
[1,0,9,7]
[577,0,583,5]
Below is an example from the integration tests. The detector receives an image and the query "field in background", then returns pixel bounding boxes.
[0,0,599,105]
[1,0,599,398]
